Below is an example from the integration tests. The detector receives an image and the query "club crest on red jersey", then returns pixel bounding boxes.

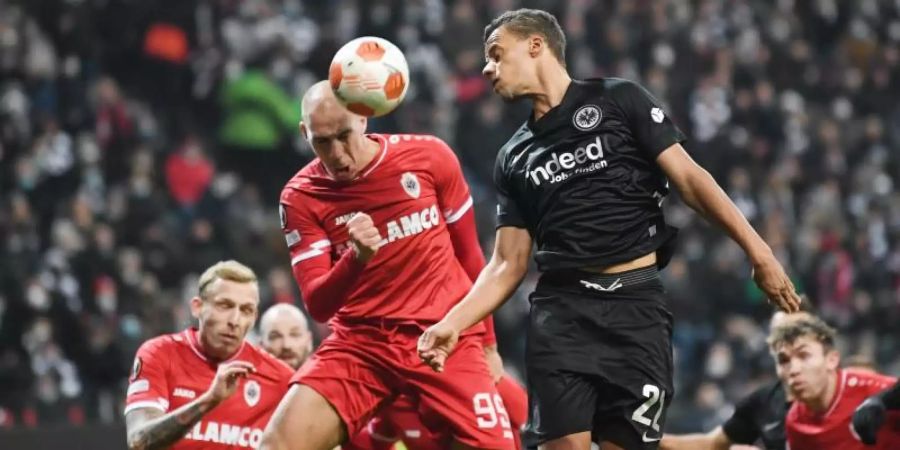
[244,379,260,407]
[401,172,420,198]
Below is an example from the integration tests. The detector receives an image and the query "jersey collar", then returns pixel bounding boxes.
[527,78,593,133]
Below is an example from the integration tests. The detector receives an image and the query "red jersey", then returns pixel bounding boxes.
[280,133,478,325]
[786,369,900,450]
[124,329,294,449]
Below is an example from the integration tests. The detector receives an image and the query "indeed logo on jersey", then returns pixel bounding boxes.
[379,204,441,246]
[526,136,608,186]
[184,420,263,448]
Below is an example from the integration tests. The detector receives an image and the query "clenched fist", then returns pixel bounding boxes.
[347,213,382,263]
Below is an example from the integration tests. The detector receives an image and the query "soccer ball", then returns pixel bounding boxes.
[329,36,410,117]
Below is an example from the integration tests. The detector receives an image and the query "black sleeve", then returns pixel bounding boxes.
[611,79,687,159]
[721,388,765,445]
[493,152,527,229]
[878,379,900,410]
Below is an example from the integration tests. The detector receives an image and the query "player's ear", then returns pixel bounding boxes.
[528,35,544,58]
[826,348,840,371]
[299,121,309,140]
[189,296,203,320]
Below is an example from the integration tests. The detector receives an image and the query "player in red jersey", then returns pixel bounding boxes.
[259,303,314,370]
[259,81,514,450]
[344,319,529,450]
[124,260,294,450]
[767,314,900,450]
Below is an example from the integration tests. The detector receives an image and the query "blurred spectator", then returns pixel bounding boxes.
[0,0,898,435]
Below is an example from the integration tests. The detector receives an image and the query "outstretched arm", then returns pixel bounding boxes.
[657,143,801,313]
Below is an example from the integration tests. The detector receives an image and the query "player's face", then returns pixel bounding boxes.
[301,103,369,181]
[483,27,540,101]
[191,279,260,360]
[261,315,312,370]
[774,336,839,405]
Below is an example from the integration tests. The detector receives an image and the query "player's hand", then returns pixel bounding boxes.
[484,344,505,384]
[418,321,460,373]
[204,361,255,404]
[751,255,801,313]
[347,213,382,263]
[852,396,887,445]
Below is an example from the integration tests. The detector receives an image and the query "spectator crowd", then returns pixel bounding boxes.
[1,0,899,435]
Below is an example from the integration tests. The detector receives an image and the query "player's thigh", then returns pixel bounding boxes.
[260,384,345,450]
[290,335,395,441]
[525,366,599,446]
[592,301,673,449]
[408,336,516,449]
[495,375,528,430]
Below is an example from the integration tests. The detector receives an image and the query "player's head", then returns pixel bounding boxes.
[259,303,313,369]
[767,314,839,406]
[191,260,260,361]
[299,80,370,181]
[482,9,567,101]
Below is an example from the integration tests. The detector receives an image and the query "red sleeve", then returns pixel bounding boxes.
[430,137,473,225]
[280,198,364,323]
[124,339,171,415]
[445,192,497,346]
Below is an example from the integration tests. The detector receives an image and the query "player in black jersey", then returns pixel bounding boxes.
[660,311,805,450]
[662,380,788,450]
[418,8,802,450]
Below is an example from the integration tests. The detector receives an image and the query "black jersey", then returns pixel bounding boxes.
[722,380,790,450]
[494,78,686,271]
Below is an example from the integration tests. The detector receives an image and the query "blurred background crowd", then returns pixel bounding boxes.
[1,0,900,437]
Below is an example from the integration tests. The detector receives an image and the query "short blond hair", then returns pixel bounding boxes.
[198,260,258,299]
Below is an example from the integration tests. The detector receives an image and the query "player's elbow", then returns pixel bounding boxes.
[489,254,528,285]
[125,430,147,450]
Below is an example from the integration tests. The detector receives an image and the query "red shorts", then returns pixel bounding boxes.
[343,375,528,450]
[292,323,514,449]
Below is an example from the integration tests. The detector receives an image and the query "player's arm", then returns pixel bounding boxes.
[614,79,799,312]
[418,226,532,371]
[445,206,505,381]
[853,378,900,445]
[125,360,255,450]
[281,197,375,322]
[126,400,216,450]
[656,145,799,312]
[660,427,732,450]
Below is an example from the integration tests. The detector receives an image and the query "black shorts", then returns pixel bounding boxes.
[524,266,674,449]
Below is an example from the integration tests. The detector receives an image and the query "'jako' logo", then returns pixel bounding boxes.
[526,137,607,186]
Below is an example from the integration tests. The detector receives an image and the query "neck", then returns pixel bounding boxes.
[531,63,572,121]
[351,136,381,177]
[808,370,840,413]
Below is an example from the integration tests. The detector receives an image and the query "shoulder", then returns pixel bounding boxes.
[845,369,896,393]
[496,123,532,167]
[281,160,325,200]
[134,332,187,373]
[381,133,454,159]
[602,77,643,96]
[244,342,294,377]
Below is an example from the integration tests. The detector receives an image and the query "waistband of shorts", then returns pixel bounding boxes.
[333,317,430,333]
[539,265,660,293]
